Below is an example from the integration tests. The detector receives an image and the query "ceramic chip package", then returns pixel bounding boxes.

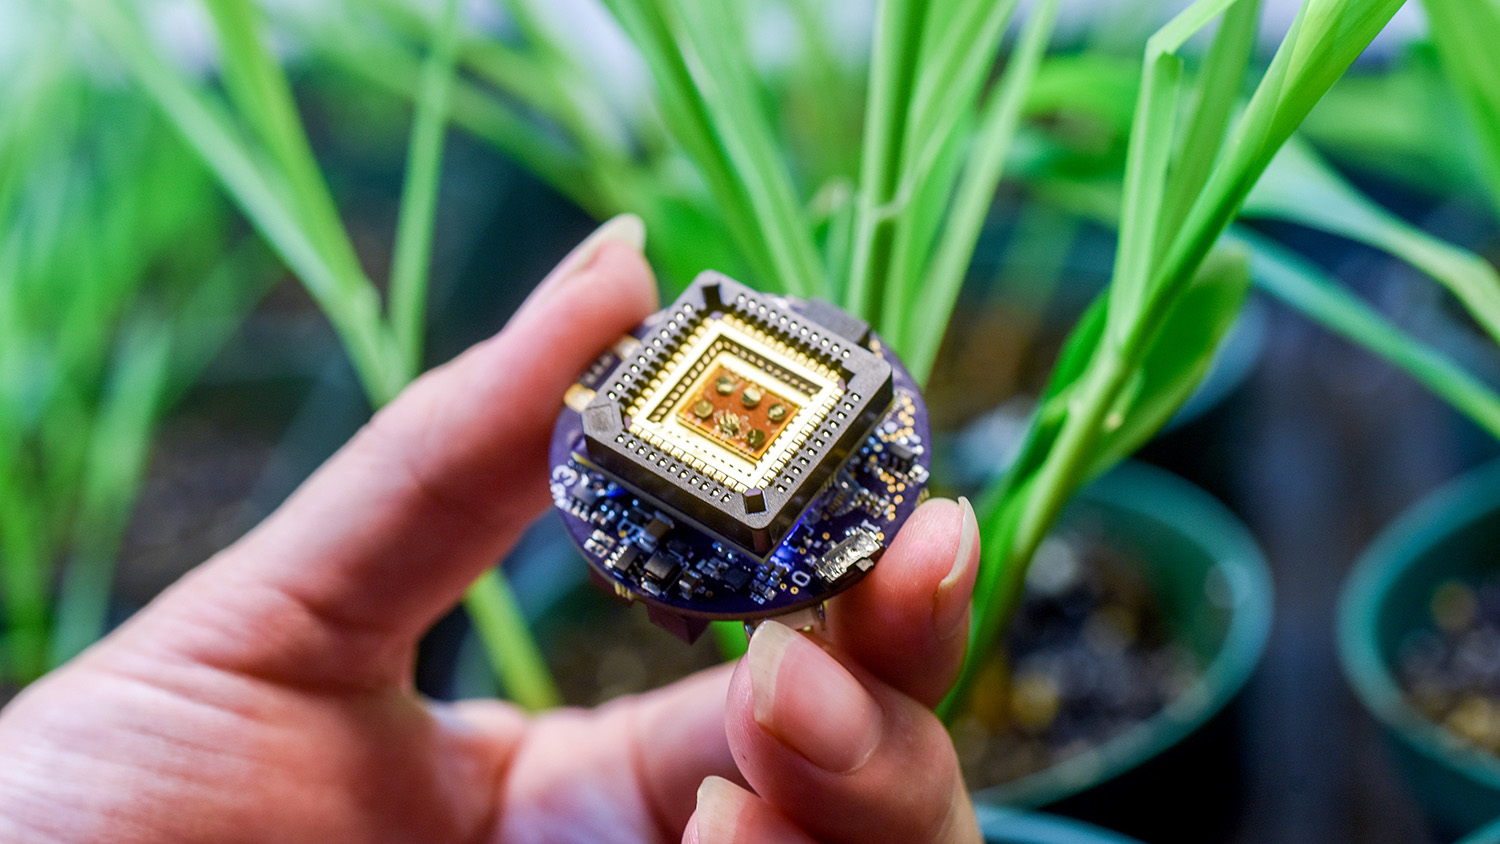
[549,273,932,642]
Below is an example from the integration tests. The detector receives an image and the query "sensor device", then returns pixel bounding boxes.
[549,273,931,642]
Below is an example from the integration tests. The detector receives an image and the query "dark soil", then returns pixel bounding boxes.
[527,525,1199,787]
[925,303,1064,431]
[114,394,288,610]
[1398,574,1500,754]
[951,529,1198,789]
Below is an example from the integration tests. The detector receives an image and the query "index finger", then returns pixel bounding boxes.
[135,217,658,686]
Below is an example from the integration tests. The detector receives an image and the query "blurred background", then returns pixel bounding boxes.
[3,1,1500,843]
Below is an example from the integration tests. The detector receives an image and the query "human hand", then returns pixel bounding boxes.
[0,216,982,844]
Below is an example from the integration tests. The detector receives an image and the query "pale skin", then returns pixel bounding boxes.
[0,217,983,844]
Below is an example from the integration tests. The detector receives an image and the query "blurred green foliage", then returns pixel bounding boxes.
[0,17,269,686]
[16,0,1500,723]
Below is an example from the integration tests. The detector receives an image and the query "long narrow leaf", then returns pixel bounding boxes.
[464,569,562,710]
[1244,139,1500,346]
[1139,0,1406,355]
[907,0,1061,381]
[203,0,370,298]
[600,0,821,296]
[949,0,1408,717]
[1158,0,1262,241]
[1240,229,1500,438]
[69,0,402,405]
[845,0,927,319]
[1108,0,1240,346]
[1420,0,1500,212]
[389,0,462,378]
[49,319,174,666]
[881,0,1023,331]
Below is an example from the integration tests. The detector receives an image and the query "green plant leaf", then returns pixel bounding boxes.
[845,0,928,318]
[464,569,562,710]
[1420,0,1500,213]
[1244,138,1500,347]
[1301,45,1476,197]
[1146,0,1406,347]
[1088,246,1252,475]
[68,0,402,405]
[1108,0,1239,346]
[600,0,823,297]
[879,0,1024,336]
[906,0,1062,381]
[203,0,371,304]
[949,0,1407,719]
[1238,228,1500,439]
[49,315,174,667]
[1159,0,1261,241]
[389,0,461,378]
[313,32,594,213]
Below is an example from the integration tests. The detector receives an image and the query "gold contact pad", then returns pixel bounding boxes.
[622,313,843,492]
[676,365,800,462]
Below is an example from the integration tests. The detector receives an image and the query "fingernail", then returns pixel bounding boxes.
[933,497,978,640]
[543,213,647,291]
[693,776,741,844]
[747,620,882,774]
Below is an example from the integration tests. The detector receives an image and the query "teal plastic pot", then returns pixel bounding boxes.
[971,462,1273,843]
[977,806,1144,844]
[1339,460,1500,841]
[1459,814,1500,844]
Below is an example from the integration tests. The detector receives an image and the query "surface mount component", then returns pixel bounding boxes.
[549,272,932,643]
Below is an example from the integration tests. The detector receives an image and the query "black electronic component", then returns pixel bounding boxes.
[569,484,600,509]
[612,544,643,574]
[643,552,681,584]
[721,565,753,592]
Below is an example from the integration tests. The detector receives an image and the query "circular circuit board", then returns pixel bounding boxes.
[548,273,932,642]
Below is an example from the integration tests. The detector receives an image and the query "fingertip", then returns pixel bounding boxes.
[934,496,980,640]
[690,776,746,844]
[826,497,974,706]
[872,498,971,601]
[688,775,820,844]
[742,621,882,775]
[724,636,978,844]
[584,238,660,314]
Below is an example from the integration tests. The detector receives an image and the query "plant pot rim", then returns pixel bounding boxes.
[976,805,1145,844]
[972,461,1274,807]
[1458,813,1500,844]
[1337,459,1500,791]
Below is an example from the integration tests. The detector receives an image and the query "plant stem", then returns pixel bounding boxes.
[710,620,749,659]
[465,569,562,710]
[907,0,1061,382]
[846,0,926,321]
[390,0,461,380]
[945,347,1130,717]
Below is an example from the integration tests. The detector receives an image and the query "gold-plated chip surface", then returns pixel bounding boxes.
[580,272,896,557]
[623,313,842,491]
[675,365,800,461]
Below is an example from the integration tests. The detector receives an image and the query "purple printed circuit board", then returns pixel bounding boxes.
[548,273,931,643]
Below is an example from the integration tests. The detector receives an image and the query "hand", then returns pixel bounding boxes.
[0,216,983,844]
